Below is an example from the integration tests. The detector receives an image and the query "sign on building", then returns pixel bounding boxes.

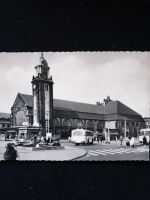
[105,121,116,129]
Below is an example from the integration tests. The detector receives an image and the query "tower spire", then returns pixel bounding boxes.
[41,52,44,58]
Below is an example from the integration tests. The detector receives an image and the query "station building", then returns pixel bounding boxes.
[10,54,145,139]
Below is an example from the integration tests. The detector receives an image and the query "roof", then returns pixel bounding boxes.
[104,100,141,116]
[54,99,104,114]
[117,101,141,116]
[18,93,142,117]
[19,93,104,114]
[19,93,33,107]
[0,112,10,119]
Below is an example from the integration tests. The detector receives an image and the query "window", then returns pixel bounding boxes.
[85,131,93,136]
[43,72,47,78]
[45,84,49,91]
[72,131,83,136]
[2,124,5,128]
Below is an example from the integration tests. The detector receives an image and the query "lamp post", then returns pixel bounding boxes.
[124,117,127,139]
[107,120,110,144]
[108,121,110,135]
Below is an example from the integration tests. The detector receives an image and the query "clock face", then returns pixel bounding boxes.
[33,84,36,89]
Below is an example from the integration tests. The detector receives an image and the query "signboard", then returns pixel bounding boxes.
[105,121,116,129]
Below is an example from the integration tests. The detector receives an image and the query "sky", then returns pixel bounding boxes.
[0,52,149,117]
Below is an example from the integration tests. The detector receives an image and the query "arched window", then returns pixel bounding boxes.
[63,119,72,127]
[87,120,94,130]
[76,119,83,128]
[53,119,59,127]
[97,121,104,129]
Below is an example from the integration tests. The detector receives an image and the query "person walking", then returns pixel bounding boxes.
[33,135,37,145]
[107,135,110,144]
[125,136,130,148]
[120,136,123,146]
[130,136,135,148]
[115,136,118,144]
[143,135,147,146]
[97,135,100,143]
[100,136,103,143]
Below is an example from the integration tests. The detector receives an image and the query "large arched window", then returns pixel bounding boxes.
[97,121,104,129]
[63,119,72,127]
[53,118,59,127]
[87,120,94,130]
[76,119,84,128]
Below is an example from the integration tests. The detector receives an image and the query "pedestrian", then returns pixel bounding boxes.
[97,135,100,143]
[120,136,123,146]
[46,132,52,144]
[143,135,147,146]
[130,136,135,148]
[125,136,130,148]
[36,143,40,148]
[100,135,103,143]
[115,136,118,144]
[41,136,44,143]
[33,135,37,144]
[107,135,110,144]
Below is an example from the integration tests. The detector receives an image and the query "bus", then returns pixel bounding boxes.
[139,128,150,143]
[70,129,94,145]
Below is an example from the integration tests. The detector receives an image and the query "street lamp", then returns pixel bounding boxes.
[108,120,110,135]
[124,117,127,139]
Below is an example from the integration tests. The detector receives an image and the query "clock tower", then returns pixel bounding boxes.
[31,53,54,133]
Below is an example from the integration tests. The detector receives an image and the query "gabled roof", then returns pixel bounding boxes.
[117,101,141,116]
[17,93,142,117]
[0,112,10,119]
[104,100,141,116]
[19,93,33,107]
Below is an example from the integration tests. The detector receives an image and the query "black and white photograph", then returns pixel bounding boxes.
[0,52,149,161]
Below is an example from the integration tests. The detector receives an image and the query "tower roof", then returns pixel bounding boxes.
[40,52,48,68]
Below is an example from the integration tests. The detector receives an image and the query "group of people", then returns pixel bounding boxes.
[124,136,135,148]
[124,135,148,147]
[24,132,52,146]
[97,135,118,144]
[119,135,135,148]
[97,134,148,148]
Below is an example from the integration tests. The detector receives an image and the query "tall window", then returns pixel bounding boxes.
[76,119,83,128]
[63,119,72,127]
[45,84,49,91]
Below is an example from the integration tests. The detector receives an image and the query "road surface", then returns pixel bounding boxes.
[61,140,149,161]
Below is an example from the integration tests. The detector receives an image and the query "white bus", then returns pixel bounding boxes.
[71,129,94,145]
[139,128,150,143]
